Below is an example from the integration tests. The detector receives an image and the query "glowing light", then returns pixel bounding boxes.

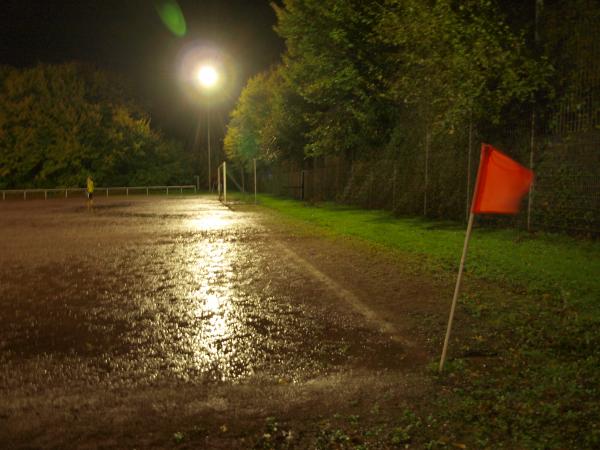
[197,65,219,88]
[155,0,187,37]
[186,236,245,380]
[189,212,229,231]
[177,44,236,103]
[205,294,220,312]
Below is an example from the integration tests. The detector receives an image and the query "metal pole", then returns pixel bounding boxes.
[392,163,397,211]
[368,166,374,209]
[527,1,542,231]
[527,109,536,231]
[218,164,221,200]
[424,130,431,216]
[313,156,317,201]
[253,158,257,204]
[207,106,211,192]
[223,161,227,203]
[466,119,473,222]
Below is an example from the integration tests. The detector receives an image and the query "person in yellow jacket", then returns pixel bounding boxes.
[86,175,94,210]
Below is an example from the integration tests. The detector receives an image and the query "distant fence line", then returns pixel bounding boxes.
[1,185,197,201]
[254,130,600,236]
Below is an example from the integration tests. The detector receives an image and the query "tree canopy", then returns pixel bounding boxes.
[224,0,554,165]
[0,63,192,189]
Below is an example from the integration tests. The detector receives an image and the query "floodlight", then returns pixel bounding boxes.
[197,65,218,88]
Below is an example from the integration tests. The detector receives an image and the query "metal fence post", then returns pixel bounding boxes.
[223,161,227,203]
[392,162,397,211]
[527,109,536,232]
[218,164,221,200]
[466,119,473,222]
[369,165,374,209]
[424,130,431,216]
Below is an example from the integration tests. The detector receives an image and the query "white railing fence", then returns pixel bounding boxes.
[1,185,197,201]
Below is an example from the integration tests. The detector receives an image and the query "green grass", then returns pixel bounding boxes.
[222,190,258,204]
[256,194,600,449]
[258,195,600,309]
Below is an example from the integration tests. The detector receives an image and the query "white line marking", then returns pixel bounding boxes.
[273,240,414,347]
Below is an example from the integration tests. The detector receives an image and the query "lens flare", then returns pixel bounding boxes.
[154,0,186,37]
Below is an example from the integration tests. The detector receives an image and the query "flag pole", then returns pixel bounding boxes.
[439,211,475,372]
[439,143,533,371]
[439,143,488,372]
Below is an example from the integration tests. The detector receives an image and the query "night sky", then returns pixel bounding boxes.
[0,0,284,143]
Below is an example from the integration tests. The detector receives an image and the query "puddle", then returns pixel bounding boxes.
[0,197,409,388]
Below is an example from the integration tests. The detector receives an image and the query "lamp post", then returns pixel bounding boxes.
[196,65,219,192]
[207,104,211,191]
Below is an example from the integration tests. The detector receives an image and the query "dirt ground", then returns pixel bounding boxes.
[0,196,451,449]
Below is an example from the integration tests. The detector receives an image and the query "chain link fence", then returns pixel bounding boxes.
[256,115,600,235]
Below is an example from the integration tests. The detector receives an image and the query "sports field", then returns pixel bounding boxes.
[1,195,598,448]
[0,196,436,448]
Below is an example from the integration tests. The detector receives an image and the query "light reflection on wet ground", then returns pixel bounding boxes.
[0,197,408,392]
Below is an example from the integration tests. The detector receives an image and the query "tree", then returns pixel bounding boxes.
[224,66,307,166]
[378,0,549,133]
[224,72,271,166]
[274,0,397,160]
[0,63,192,189]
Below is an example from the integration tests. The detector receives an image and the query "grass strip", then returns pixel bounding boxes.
[257,195,600,309]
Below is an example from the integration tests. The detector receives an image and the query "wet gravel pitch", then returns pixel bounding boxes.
[0,197,418,447]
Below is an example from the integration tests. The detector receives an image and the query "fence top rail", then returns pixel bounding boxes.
[114,185,196,189]
[1,185,196,193]
[0,188,81,193]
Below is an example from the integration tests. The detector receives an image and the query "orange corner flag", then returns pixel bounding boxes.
[440,143,535,372]
[471,143,534,215]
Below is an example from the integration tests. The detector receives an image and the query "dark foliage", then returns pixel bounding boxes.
[0,63,193,188]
